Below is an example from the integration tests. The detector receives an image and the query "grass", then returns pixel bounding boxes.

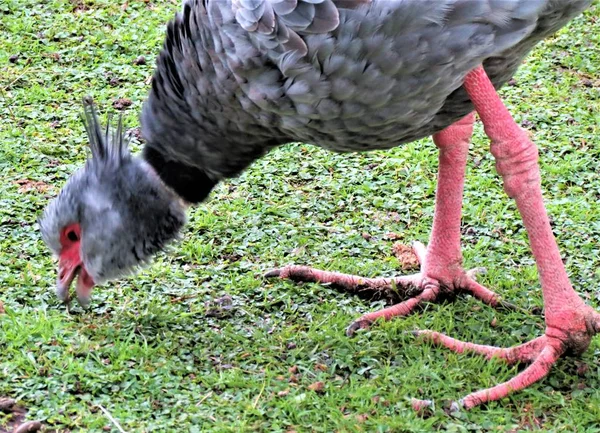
[1,0,600,431]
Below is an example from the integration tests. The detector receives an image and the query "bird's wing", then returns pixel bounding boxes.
[229,0,369,57]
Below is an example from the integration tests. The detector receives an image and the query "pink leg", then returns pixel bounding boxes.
[414,65,600,411]
[460,343,561,410]
[415,331,547,364]
[267,113,514,335]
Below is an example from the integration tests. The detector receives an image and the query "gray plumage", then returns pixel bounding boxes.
[142,0,591,180]
[40,0,592,304]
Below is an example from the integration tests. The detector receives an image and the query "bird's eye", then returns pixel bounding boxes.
[67,230,79,242]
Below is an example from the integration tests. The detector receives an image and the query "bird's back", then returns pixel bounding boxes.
[141,0,591,180]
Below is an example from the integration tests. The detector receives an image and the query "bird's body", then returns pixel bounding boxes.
[142,0,590,188]
[40,0,599,411]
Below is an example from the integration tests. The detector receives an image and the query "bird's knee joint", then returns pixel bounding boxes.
[501,172,541,199]
[491,137,541,198]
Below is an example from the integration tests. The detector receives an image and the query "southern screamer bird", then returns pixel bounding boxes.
[39,0,599,410]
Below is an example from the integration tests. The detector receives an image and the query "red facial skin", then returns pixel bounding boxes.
[58,223,95,305]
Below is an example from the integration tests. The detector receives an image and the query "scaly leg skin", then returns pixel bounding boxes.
[414,65,600,412]
[267,113,516,336]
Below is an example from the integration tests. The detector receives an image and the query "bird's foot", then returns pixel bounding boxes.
[266,241,516,336]
[412,306,600,410]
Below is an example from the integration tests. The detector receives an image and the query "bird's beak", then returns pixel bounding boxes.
[57,250,95,308]
[75,267,95,308]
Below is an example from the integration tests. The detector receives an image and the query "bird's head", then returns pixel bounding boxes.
[39,98,186,307]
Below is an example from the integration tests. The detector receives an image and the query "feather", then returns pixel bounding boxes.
[81,97,107,163]
[81,97,130,169]
[272,0,298,16]
[141,0,593,178]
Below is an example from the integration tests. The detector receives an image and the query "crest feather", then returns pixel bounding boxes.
[81,96,131,169]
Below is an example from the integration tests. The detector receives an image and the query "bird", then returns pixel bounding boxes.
[39,0,599,411]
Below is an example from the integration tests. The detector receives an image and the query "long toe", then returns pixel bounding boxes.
[267,248,517,334]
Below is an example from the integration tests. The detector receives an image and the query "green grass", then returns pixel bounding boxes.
[1,1,600,431]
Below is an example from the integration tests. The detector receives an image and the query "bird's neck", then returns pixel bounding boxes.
[140,147,218,206]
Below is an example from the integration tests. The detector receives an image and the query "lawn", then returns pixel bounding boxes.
[1,1,600,431]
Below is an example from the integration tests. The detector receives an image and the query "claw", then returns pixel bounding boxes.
[497,299,521,312]
[264,269,282,278]
[449,400,463,414]
[466,267,487,280]
[0,398,16,412]
[445,400,464,418]
[346,319,372,337]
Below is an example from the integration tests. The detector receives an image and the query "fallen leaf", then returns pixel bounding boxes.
[14,179,51,194]
[113,98,132,110]
[392,243,419,271]
[71,0,89,13]
[576,362,589,377]
[307,381,324,393]
[356,414,369,423]
[314,363,327,372]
